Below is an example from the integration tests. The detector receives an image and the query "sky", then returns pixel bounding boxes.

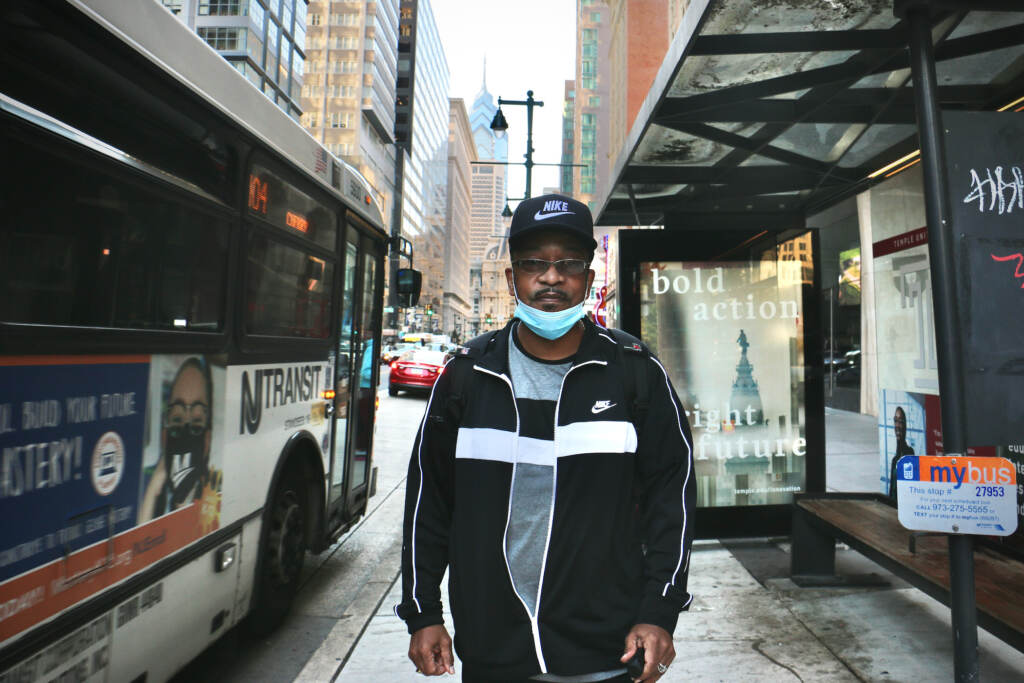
[430,0,578,202]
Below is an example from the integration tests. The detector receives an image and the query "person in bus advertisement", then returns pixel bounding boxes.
[138,356,222,535]
[396,194,696,682]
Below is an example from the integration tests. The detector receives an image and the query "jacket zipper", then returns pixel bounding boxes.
[472,364,549,670]
[529,359,607,674]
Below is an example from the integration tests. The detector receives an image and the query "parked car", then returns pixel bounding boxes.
[388,349,449,396]
[381,342,417,365]
[835,349,861,386]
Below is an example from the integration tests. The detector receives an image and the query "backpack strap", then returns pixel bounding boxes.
[434,330,500,429]
[605,328,651,430]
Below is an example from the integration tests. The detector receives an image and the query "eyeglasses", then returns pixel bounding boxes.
[512,258,589,276]
[164,399,210,435]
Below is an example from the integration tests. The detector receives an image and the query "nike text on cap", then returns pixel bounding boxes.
[508,193,598,251]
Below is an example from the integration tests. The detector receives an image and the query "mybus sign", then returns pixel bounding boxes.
[897,455,1017,535]
[911,455,1014,488]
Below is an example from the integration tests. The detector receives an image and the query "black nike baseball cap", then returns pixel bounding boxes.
[508,193,597,251]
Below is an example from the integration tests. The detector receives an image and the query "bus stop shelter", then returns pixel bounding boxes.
[593,2,1024,680]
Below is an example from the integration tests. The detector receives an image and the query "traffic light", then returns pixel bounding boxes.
[485,314,493,325]
[426,305,434,316]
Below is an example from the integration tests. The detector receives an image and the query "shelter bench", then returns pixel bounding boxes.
[790,492,1024,653]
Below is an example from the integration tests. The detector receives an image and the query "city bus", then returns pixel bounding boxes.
[0,1,416,680]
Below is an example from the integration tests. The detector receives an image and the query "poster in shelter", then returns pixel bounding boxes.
[638,237,811,508]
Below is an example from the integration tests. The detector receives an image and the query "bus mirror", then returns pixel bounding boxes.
[397,268,422,307]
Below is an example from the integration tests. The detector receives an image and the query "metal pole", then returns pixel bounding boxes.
[389,150,405,331]
[525,90,535,199]
[829,287,835,398]
[905,5,977,681]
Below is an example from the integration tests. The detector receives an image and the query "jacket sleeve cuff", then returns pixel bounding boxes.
[395,602,445,635]
[403,611,444,635]
[637,589,692,635]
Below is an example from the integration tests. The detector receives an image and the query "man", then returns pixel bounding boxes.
[396,194,695,682]
[139,357,215,523]
[888,406,915,500]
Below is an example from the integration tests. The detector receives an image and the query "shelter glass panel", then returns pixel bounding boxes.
[838,123,917,169]
[668,51,857,98]
[638,235,814,508]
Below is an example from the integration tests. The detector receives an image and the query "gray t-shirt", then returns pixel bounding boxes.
[507,325,627,683]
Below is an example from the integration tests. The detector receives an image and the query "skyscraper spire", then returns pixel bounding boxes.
[481,55,487,93]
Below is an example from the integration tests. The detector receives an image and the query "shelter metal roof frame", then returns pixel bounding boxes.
[595,0,1024,229]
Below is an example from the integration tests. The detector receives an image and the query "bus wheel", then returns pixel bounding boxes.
[246,466,308,635]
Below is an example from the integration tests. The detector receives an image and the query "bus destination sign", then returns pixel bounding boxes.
[247,163,336,250]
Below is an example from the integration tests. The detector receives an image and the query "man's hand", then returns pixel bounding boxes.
[620,623,674,682]
[408,624,455,676]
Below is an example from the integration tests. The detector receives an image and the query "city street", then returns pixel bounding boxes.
[173,371,428,682]
[172,376,1024,683]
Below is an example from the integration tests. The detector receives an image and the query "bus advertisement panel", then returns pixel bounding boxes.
[0,355,226,645]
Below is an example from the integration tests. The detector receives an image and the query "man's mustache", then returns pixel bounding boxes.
[530,288,568,302]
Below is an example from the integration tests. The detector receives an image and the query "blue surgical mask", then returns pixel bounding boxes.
[512,282,584,340]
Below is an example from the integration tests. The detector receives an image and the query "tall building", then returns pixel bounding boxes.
[608,0,679,180]
[443,99,475,341]
[300,0,399,219]
[574,0,611,211]
[397,0,450,331]
[466,67,509,336]
[467,69,508,264]
[161,0,307,122]
[479,236,513,333]
[560,79,576,194]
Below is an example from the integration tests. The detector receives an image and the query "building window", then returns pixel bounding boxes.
[330,13,359,26]
[198,0,243,15]
[249,0,265,27]
[329,112,354,128]
[310,12,321,25]
[198,26,246,51]
[160,0,183,13]
[582,77,595,89]
[246,29,264,62]
[582,60,595,76]
[328,84,357,98]
[281,0,293,33]
[590,12,601,22]
[588,96,600,106]
[581,178,595,194]
[581,113,595,126]
[304,111,319,127]
[583,29,596,42]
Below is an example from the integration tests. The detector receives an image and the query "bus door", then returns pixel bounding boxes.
[327,226,383,529]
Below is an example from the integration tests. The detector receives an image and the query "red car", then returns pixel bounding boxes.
[388,350,448,396]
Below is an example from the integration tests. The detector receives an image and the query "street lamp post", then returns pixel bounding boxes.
[477,90,586,216]
[490,90,542,200]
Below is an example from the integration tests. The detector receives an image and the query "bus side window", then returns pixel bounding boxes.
[1,129,230,332]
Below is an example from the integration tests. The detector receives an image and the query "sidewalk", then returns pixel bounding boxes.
[324,409,1024,681]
